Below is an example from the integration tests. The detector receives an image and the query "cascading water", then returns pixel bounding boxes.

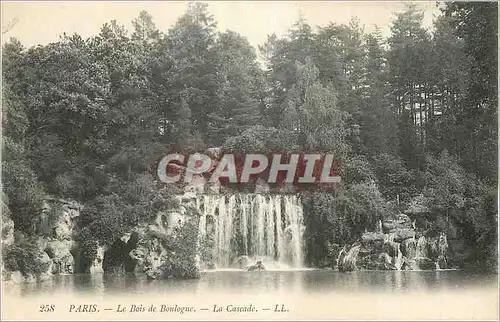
[384,233,403,270]
[394,245,403,270]
[197,194,305,269]
[338,245,361,271]
[377,219,383,233]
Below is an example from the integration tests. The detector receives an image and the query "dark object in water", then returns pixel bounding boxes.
[247,260,266,271]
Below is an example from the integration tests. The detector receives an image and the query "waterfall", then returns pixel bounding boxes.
[438,232,448,257]
[195,194,305,269]
[336,247,346,269]
[394,244,403,270]
[338,245,361,271]
[384,233,395,243]
[384,233,404,270]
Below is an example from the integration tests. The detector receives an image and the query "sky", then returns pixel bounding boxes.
[1,1,442,51]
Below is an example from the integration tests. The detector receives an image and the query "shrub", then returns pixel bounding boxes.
[165,218,201,279]
[2,244,51,277]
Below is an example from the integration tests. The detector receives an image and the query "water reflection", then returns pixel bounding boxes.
[3,270,497,298]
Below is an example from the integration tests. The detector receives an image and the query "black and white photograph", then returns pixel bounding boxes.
[1,1,498,320]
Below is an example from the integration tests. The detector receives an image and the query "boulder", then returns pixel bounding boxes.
[130,234,169,278]
[37,252,53,281]
[382,214,413,232]
[35,198,82,240]
[361,232,385,242]
[340,227,449,272]
[236,255,250,269]
[357,253,380,270]
[378,253,397,270]
[45,240,74,274]
[247,260,266,271]
[254,179,270,194]
[425,237,440,259]
[416,257,436,270]
[405,259,419,270]
[401,238,417,258]
[391,228,416,242]
[437,255,448,269]
[120,209,201,280]
[2,245,53,283]
[205,147,222,159]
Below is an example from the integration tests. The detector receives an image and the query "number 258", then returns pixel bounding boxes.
[39,305,55,312]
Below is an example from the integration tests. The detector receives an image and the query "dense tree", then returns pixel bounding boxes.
[387,4,431,169]
[419,151,497,269]
[210,30,263,143]
[360,29,399,157]
[166,1,221,143]
[443,2,498,182]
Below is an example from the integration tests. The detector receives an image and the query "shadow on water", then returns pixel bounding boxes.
[4,269,497,297]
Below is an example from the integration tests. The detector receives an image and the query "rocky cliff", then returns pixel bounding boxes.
[1,187,459,284]
[336,214,451,271]
[101,193,201,279]
[1,193,201,283]
[2,198,83,283]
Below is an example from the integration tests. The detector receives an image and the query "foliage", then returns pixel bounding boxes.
[342,155,376,185]
[301,182,392,266]
[223,125,298,154]
[444,2,498,181]
[2,244,51,277]
[75,174,177,248]
[335,182,393,235]
[417,151,497,269]
[372,153,416,205]
[164,218,201,279]
[2,83,46,233]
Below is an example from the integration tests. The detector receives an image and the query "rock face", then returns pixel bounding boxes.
[2,198,84,283]
[89,246,106,274]
[34,198,82,275]
[2,240,53,283]
[130,230,169,279]
[102,233,139,276]
[2,188,205,283]
[45,240,74,274]
[101,193,201,280]
[336,214,451,271]
[35,198,81,240]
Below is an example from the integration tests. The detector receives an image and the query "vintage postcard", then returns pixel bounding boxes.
[1,1,498,321]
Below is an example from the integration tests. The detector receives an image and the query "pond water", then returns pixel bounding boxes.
[4,269,497,298]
